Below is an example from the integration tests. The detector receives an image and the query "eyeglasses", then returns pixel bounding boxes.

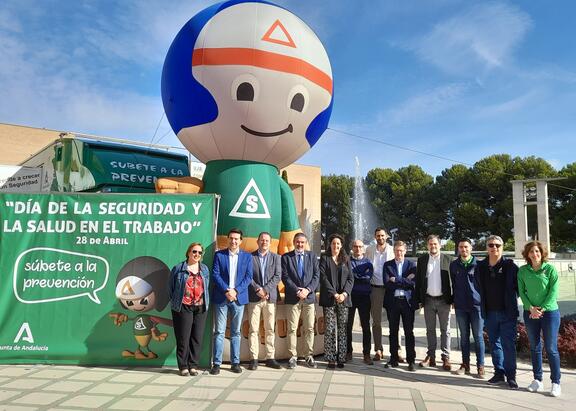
[487,243,502,249]
[191,250,203,255]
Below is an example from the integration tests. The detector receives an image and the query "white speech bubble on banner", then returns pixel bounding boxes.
[13,247,109,304]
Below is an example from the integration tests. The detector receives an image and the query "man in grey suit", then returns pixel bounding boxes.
[282,232,320,369]
[247,232,282,370]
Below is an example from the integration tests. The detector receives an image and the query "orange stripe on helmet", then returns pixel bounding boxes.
[192,48,333,95]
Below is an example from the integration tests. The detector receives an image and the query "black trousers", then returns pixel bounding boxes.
[346,293,372,355]
[386,298,416,363]
[172,305,207,370]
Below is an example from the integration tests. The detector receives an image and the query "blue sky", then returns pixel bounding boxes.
[1,0,575,177]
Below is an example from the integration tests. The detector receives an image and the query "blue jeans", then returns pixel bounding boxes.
[485,310,517,379]
[213,301,244,366]
[523,309,561,384]
[455,309,485,366]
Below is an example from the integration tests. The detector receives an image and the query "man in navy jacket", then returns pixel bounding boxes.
[383,241,417,371]
[211,228,253,375]
[281,232,320,369]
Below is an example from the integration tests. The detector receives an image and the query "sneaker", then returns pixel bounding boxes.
[527,379,544,393]
[305,356,317,369]
[487,374,505,385]
[209,365,220,375]
[551,383,561,397]
[508,379,519,390]
[287,356,297,369]
[179,369,189,376]
[230,364,242,374]
[189,368,199,376]
[266,359,282,369]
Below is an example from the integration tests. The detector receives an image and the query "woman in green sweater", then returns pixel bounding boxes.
[518,240,561,397]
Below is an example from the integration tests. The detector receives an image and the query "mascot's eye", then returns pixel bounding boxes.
[290,93,305,112]
[140,297,149,305]
[126,300,134,307]
[236,82,255,101]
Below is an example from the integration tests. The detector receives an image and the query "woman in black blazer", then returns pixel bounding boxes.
[320,233,354,368]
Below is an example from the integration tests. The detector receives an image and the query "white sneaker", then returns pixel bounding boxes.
[551,383,561,397]
[527,379,544,392]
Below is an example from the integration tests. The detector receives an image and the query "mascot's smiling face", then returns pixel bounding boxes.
[162,1,333,169]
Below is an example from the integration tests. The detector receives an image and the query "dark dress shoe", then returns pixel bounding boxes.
[419,356,436,367]
[407,362,416,372]
[327,362,336,369]
[337,363,344,369]
[384,360,399,368]
[266,359,282,369]
[248,360,258,370]
[209,365,220,375]
[230,364,243,374]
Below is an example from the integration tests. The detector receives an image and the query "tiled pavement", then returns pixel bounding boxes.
[1,313,573,411]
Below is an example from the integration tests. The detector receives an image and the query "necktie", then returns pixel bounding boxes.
[297,254,304,280]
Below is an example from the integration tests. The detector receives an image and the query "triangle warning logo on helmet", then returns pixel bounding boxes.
[121,280,135,296]
[229,178,271,219]
[261,19,296,48]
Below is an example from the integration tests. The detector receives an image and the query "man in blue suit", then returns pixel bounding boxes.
[211,228,253,375]
[281,232,320,369]
[383,241,417,371]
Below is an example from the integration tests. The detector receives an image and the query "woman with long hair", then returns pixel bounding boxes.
[518,240,561,397]
[320,234,354,368]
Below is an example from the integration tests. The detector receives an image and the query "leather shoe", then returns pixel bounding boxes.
[407,362,416,372]
[373,350,383,361]
[384,360,398,368]
[248,360,258,370]
[337,362,344,369]
[419,355,436,368]
[266,359,282,369]
[230,364,242,374]
[442,358,451,371]
[363,354,374,365]
[209,365,220,375]
[327,361,336,369]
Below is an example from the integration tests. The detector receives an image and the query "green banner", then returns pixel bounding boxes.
[0,193,216,367]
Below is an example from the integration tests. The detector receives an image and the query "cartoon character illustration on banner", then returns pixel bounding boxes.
[159,0,333,253]
[109,256,173,359]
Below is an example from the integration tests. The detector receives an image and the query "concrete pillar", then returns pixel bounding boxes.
[512,181,528,258]
[536,180,551,252]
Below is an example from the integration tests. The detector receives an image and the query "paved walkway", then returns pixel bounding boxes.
[0,312,573,411]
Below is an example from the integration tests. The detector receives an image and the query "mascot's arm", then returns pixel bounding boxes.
[155,176,204,193]
[277,177,301,255]
[109,313,128,326]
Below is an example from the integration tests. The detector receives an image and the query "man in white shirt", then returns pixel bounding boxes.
[415,234,453,371]
[365,227,394,361]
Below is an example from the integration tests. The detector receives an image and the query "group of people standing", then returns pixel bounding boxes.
[167,227,562,397]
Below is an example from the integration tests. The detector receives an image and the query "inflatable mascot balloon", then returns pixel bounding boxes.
[160,0,333,253]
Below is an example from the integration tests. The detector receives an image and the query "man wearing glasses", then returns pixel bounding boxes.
[475,235,519,389]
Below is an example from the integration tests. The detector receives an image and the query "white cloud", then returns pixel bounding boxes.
[380,82,469,125]
[473,89,540,118]
[409,2,531,75]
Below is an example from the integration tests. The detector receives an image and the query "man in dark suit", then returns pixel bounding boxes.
[247,232,282,370]
[383,241,417,371]
[211,228,253,375]
[415,234,454,371]
[281,232,320,369]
